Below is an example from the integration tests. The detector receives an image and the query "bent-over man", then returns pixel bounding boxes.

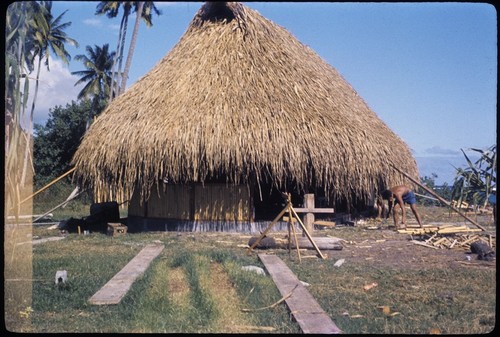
[381,185,423,229]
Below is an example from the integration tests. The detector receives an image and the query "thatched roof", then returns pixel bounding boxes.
[72,2,419,206]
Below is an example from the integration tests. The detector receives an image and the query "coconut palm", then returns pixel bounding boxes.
[95,1,161,99]
[5,1,34,216]
[119,1,161,94]
[72,44,116,121]
[95,1,131,101]
[21,1,78,185]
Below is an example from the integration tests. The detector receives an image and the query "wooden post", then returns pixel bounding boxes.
[247,193,325,260]
[303,194,315,235]
[290,207,326,259]
[294,194,334,236]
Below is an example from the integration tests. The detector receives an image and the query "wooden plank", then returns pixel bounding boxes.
[89,244,164,305]
[313,220,337,227]
[289,237,343,250]
[258,254,342,334]
[411,240,439,249]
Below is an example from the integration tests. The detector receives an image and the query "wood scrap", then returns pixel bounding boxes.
[313,220,337,227]
[410,232,495,250]
[241,284,298,312]
[231,325,276,333]
[411,240,439,249]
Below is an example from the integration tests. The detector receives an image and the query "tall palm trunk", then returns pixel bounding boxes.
[20,55,42,186]
[120,1,144,95]
[115,13,129,96]
[109,14,127,102]
[108,20,122,102]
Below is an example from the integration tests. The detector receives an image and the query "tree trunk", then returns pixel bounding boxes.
[21,56,42,186]
[116,13,129,96]
[120,1,144,95]
[108,15,125,102]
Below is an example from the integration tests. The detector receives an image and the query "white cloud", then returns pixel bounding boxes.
[25,58,84,126]
[83,18,103,27]
[424,146,460,156]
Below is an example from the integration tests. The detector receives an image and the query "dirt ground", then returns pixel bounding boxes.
[257,206,496,271]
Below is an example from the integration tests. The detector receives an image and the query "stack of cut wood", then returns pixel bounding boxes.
[398,223,483,235]
[411,233,495,250]
[404,223,496,251]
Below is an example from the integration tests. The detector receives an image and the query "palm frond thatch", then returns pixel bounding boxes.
[72,2,418,206]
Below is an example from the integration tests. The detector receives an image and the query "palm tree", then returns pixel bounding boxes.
[5,1,33,217]
[119,1,161,95]
[21,1,78,185]
[72,44,116,122]
[95,1,132,101]
[95,1,161,99]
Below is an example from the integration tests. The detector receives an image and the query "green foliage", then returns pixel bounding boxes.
[33,100,93,185]
[418,174,452,206]
[72,44,115,114]
[451,145,496,208]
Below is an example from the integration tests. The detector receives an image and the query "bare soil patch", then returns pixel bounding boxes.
[246,205,496,272]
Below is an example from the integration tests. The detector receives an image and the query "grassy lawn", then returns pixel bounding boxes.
[25,224,496,334]
[8,191,495,333]
[30,232,301,333]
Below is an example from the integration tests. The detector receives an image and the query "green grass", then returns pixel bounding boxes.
[289,256,496,334]
[30,232,300,333]
[24,194,496,334]
[28,228,496,334]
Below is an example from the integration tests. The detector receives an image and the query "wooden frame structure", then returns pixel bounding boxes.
[247,193,325,260]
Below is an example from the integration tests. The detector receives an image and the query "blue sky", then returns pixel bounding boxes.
[22,2,497,184]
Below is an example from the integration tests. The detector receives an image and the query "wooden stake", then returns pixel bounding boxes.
[247,206,288,254]
[289,204,301,263]
[290,207,326,259]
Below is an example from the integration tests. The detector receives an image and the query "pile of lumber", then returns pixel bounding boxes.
[397,223,483,235]
[402,223,496,250]
[411,233,495,250]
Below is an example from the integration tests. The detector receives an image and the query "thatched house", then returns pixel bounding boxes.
[72,2,419,232]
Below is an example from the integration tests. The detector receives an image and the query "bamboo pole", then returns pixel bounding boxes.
[32,189,84,223]
[290,207,326,259]
[18,167,76,205]
[289,203,301,263]
[390,164,486,231]
[246,206,288,254]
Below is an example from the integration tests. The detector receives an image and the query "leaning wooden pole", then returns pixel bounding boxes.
[33,189,84,223]
[390,164,486,231]
[247,206,288,254]
[290,207,326,259]
[18,167,76,206]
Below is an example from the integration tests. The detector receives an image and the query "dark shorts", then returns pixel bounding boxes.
[402,191,417,205]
